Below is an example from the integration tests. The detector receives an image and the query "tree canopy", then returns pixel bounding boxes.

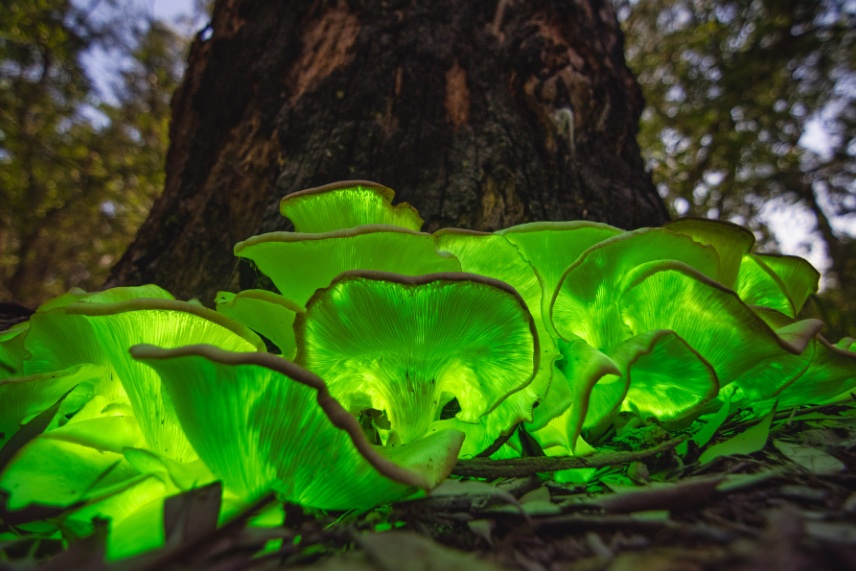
[619,0,856,335]
[0,0,186,306]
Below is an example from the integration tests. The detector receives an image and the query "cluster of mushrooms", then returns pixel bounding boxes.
[1,181,854,558]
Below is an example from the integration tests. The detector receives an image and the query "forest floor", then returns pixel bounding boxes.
[26,399,856,571]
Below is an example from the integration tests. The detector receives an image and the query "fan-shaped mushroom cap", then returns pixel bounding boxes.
[496,221,626,432]
[216,290,301,358]
[766,339,856,409]
[665,218,755,289]
[736,253,820,318]
[34,285,176,313]
[0,364,104,446]
[552,228,720,349]
[620,260,821,398]
[549,327,721,446]
[499,221,623,319]
[235,226,460,308]
[732,310,856,410]
[295,271,539,447]
[132,345,465,510]
[280,181,423,232]
[21,297,264,463]
[434,230,549,453]
[435,229,542,321]
[611,329,719,420]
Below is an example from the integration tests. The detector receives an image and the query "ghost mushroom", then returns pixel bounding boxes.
[279,180,423,233]
[294,271,540,453]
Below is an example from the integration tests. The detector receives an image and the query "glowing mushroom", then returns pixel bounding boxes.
[235,226,460,308]
[619,260,821,400]
[132,344,465,510]
[547,228,723,444]
[433,229,549,454]
[215,289,301,358]
[19,288,264,462]
[294,271,539,449]
[280,180,423,233]
[736,253,820,318]
[665,218,755,289]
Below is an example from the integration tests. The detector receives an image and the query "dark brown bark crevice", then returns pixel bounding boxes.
[108,0,668,302]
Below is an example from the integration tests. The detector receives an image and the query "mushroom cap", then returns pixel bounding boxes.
[736,253,820,318]
[499,221,623,318]
[665,218,756,289]
[295,271,539,446]
[619,260,820,397]
[764,338,856,409]
[0,363,104,447]
[33,284,176,313]
[435,229,542,321]
[611,329,719,421]
[235,226,460,308]
[215,290,301,358]
[550,326,721,447]
[552,227,720,349]
[21,296,264,463]
[434,230,550,452]
[279,180,423,232]
[550,336,622,448]
[132,344,465,510]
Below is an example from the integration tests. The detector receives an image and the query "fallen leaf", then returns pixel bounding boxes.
[516,486,561,515]
[806,521,856,544]
[698,408,775,465]
[163,481,223,547]
[357,531,504,571]
[425,479,521,513]
[716,467,787,493]
[677,396,731,457]
[466,519,493,545]
[773,439,846,475]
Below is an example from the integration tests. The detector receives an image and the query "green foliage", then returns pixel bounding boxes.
[619,0,856,337]
[0,1,186,306]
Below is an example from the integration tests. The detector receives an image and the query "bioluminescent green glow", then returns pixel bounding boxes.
[280,180,424,233]
[235,226,460,308]
[215,289,301,358]
[295,271,538,447]
[132,344,464,509]
[1,180,854,560]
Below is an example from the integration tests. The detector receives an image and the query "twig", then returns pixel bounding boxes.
[452,436,687,478]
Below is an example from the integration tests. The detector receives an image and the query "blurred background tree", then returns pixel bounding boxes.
[0,0,186,306]
[618,0,856,337]
[2,0,854,339]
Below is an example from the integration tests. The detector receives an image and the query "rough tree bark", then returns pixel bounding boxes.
[106,0,669,302]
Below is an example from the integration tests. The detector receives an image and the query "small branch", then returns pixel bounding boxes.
[452,436,687,478]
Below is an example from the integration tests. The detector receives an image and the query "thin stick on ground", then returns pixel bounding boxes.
[452,436,688,478]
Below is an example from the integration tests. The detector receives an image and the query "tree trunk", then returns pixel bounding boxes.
[106,0,668,302]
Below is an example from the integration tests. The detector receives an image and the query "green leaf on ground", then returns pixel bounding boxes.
[698,407,775,465]
[677,395,732,456]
